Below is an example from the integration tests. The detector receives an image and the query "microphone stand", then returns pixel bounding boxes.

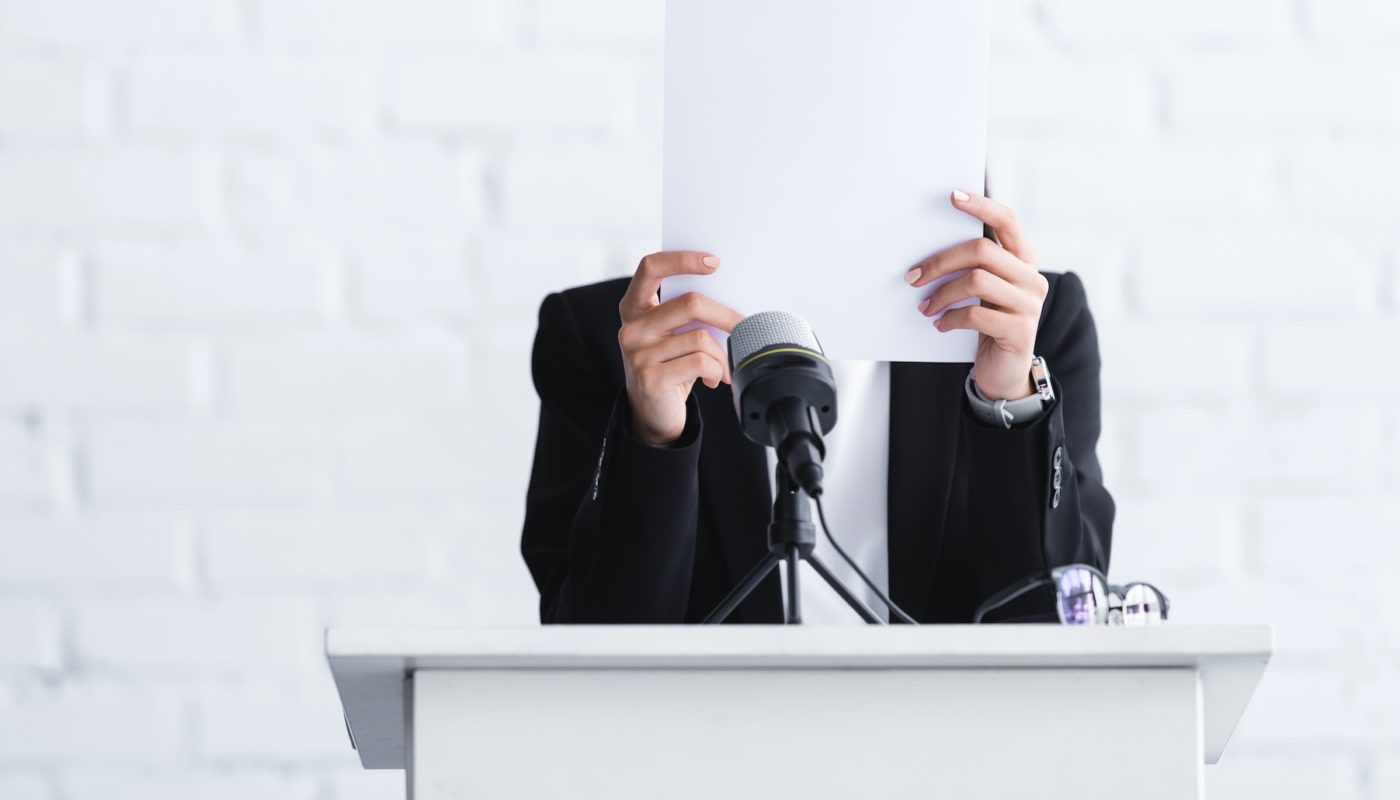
[703,462,883,625]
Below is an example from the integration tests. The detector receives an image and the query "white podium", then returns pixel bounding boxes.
[327,625,1270,800]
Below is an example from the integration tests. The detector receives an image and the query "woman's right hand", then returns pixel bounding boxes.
[619,251,744,447]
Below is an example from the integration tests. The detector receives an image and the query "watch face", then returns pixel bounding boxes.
[1030,357,1052,399]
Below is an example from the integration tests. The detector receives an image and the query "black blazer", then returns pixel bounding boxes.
[522,271,1114,624]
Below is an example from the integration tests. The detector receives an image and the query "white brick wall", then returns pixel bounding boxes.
[0,1,1393,798]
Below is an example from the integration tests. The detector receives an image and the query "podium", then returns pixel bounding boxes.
[327,625,1271,800]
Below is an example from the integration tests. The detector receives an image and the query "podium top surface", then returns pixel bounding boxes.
[327,624,1270,668]
[327,625,1272,769]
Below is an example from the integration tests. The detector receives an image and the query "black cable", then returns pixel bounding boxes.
[813,495,919,625]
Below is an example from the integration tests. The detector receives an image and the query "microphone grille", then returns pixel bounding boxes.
[728,311,823,366]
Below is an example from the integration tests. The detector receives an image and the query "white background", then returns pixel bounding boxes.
[0,1,1396,798]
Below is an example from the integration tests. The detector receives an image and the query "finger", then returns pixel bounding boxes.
[906,237,1032,288]
[950,190,1036,265]
[934,304,1022,341]
[919,268,1035,318]
[620,252,720,321]
[636,328,733,383]
[635,292,745,339]
[656,351,727,391]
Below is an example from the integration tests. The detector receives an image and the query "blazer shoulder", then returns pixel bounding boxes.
[534,276,631,393]
[1034,270,1097,367]
[540,277,630,347]
[1039,271,1089,320]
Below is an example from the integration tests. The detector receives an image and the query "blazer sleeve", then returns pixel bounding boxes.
[962,271,1116,611]
[521,291,704,623]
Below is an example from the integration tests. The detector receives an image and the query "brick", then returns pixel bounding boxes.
[0,150,218,231]
[0,514,187,589]
[479,230,612,311]
[1034,248,1126,321]
[335,418,534,502]
[1041,0,1296,47]
[0,55,104,139]
[0,422,59,508]
[0,775,51,800]
[86,421,336,504]
[990,54,1156,138]
[501,142,659,229]
[1098,321,1251,397]
[1022,142,1282,227]
[222,337,470,414]
[535,0,662,46]
[1307,0,1400,44]
[93,238,329,326]
[248,0,514,45]
[61,770,317,800]
[1391,248,1400,313]
[988,0,1051,53]
[1259,321,1400,398]
[196,682,354,761]
[228,146,486,243]
[1168,54,1396,133]
[74,596,319,675]
[1108,497,1243,584]
[1205,754,1363,800]
[350,238,475,320]
[1135,231,1375,317]
[0,339,193,412]
[0,684,184,762]
[1256,498,1400,579]
[1169,575,1370,663]
[0,0,238,44]
[319,592,460,629]
[1292,145,1400,225]
[0,600,62,671]
[1254,406,1386,491]
[387,51,638,133]
[129,55,374,139]
[476,325,536,418]
[204,511,436,587]
[1357,655,1400,738]
[1226,663,1364,746]
[0,241,77,331]
[1132,407,1384,495]
[324,768,406,800]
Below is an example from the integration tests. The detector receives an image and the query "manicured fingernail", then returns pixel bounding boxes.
[904,267,922,285]
[917,297,932,314]
[952,190,971,203]
[702,255,720,268]
[934,319,947,331]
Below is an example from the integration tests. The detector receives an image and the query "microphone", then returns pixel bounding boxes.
[727,311,837,495]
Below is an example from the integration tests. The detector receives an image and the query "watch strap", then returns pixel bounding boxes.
[965,357,1055,429]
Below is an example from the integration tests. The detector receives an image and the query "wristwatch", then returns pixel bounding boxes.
[965,356,1056,429]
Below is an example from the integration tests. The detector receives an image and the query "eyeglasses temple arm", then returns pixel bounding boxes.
[972,575,1050,624]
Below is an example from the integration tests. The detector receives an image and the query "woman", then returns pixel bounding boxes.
[521,189,1113,624]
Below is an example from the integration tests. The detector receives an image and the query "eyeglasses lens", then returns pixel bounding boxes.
[1055,567,1107,625]
[1120,584,1165,626]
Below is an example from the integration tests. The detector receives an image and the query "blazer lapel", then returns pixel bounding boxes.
[695,382,781,622]
[887,361,965,622]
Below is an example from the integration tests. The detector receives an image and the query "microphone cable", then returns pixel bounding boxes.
[813,494,919,626]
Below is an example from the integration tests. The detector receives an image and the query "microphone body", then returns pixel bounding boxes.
[727,312,837,495]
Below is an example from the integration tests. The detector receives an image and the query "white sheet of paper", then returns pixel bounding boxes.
[662,0,989,362]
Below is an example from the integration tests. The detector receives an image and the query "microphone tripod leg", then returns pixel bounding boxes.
[806,554,884,624]
[702,553,781,624]
[785,544,802,625]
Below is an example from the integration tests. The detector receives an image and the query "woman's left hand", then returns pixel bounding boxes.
[904,190,1048,401]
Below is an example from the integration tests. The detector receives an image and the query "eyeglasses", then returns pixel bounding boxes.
[973,564,1170,626]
